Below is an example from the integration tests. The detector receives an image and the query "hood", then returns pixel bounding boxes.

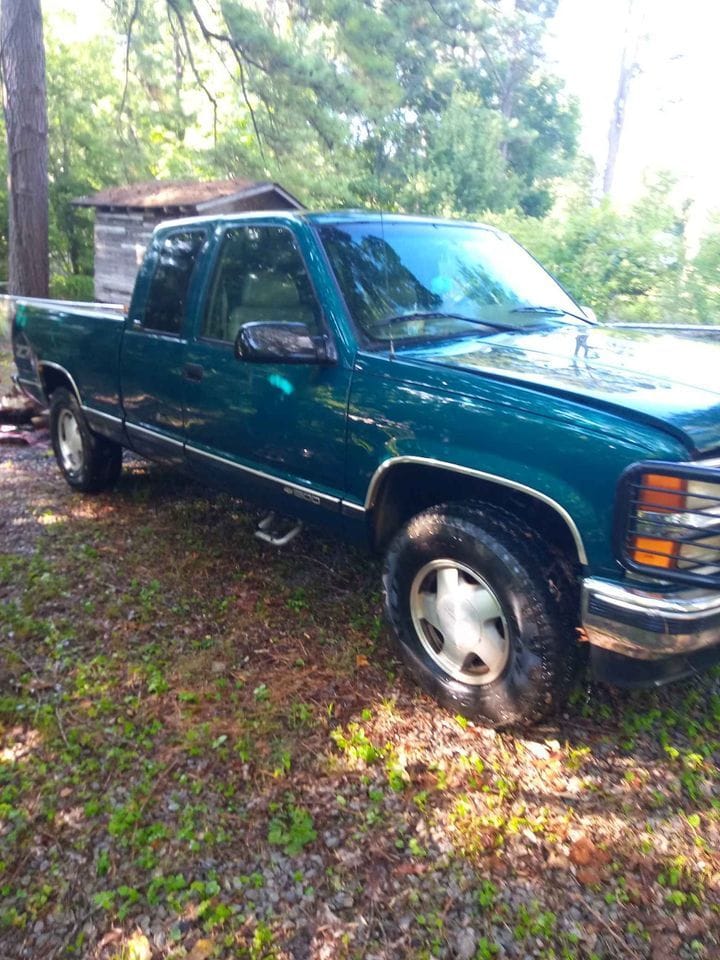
[401,324,720,455]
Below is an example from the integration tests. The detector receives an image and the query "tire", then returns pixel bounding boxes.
[383,501,581,728]
[49,387,122,493]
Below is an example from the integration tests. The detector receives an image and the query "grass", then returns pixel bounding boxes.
[1,450,720,958]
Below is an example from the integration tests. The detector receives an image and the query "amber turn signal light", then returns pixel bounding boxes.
[631,473,687,569]
[637,473,686,512]
[632,536,677,569]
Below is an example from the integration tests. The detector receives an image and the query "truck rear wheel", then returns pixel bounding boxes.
[383,501,580,727]
[49,387,122,493]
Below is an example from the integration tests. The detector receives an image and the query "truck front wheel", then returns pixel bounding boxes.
[49,388,122,493]
[383,501,580,727]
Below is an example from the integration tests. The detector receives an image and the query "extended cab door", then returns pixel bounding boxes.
[121,227,208,462]
[182,221,352,516]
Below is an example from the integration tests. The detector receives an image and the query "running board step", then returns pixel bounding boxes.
[254,511,303,547]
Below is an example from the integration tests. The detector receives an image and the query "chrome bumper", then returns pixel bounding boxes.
[582,577,720,660]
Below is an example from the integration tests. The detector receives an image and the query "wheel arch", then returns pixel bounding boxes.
[38,362,81,405]
[367,457,588,566]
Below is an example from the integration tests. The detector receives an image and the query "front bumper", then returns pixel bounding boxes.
[582,578,720,686]
[582,577,720,659]
[582,576,720,686]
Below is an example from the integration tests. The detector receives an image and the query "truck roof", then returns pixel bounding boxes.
[154,209,497,234]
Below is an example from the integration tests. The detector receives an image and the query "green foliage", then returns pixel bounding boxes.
[45,32,126,278]
[1,2,718,325]
[100,0,579,215]
[689,214,720,319]
[490,173,720,323]
[2,447,720,957]
[476,879,498,910]
[49,273,94,301]
[402,90,521,217]
[331,722,382,766]
[267,797,317,855]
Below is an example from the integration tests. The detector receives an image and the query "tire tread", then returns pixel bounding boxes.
[49,388,122,493]
[384,499,582,727]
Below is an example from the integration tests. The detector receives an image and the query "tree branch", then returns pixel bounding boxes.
[166,0,218,144]
[119,0,140,120]
[178,0,266,161]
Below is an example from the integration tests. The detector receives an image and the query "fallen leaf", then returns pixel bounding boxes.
[126,932,152,960]
[569,835,611,867]
[545,851,566,870]
[393,862,427,876]
[524,740,550,760]
[576,865,604,885]
[97,929,123,950]
[356,655,369,668]
[187,938,215,960]
[625,881,646,904]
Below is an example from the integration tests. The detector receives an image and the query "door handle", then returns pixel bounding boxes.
[183,363,204,382]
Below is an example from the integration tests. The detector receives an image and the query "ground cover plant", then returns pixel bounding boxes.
[1,439,719,959]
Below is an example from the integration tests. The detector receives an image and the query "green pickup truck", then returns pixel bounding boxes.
[11,211,720,726]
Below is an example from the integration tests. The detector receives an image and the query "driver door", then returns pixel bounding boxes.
[182,222,351,515]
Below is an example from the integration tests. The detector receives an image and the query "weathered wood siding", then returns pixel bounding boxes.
[93,211,159,304]
[92,190,300,304]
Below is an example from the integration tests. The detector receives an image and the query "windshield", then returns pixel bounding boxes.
[317,220,586,343]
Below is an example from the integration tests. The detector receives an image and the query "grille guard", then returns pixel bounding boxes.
[614,460,720,589]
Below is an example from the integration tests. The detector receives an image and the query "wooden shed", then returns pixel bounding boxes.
[73,178,305,304]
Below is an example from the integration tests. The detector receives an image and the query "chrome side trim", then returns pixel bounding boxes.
[1,293,126,316]
[126,421,185,449]
[82,406,123,426]
[364,456,588,565]
[14,376,42,404]
[341,501,367,517]
[118,420,342,507]
[582,576,720,659]
[38,361,82,403]
[185,443,341,508]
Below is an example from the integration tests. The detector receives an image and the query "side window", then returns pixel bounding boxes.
[143,230,206,335]
[201,225,321,343]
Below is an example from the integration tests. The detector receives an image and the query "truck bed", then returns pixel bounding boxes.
[9,295,127,429]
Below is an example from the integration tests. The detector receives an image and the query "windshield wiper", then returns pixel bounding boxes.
[380,311,515,332]
[510,305,592,324]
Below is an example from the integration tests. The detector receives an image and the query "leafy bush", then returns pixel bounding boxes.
[487,174,701,323]
[49,273,94,302]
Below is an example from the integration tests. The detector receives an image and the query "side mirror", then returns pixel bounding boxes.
[234,321,335,365]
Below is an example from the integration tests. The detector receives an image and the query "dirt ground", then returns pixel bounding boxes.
[1,421,719,959]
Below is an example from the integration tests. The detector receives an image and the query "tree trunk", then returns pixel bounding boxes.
[0,0,49,297]
[602,0,645,197]
[602,54,637,196]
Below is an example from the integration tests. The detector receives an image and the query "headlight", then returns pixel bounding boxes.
[618,463,720,586]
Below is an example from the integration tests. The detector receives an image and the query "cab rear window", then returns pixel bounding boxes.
[143,230,206,334]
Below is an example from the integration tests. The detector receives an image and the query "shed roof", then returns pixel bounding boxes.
[72,178,303,211]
